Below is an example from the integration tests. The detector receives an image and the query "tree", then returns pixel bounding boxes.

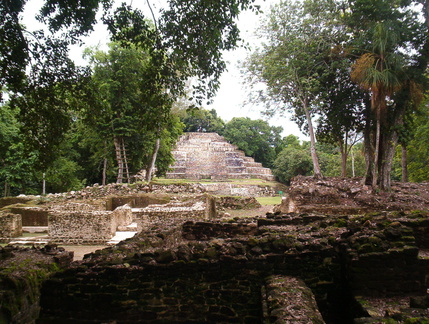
[346,0,428,190]
[393,103,429,182]
[243,0,342,178]
[3,0,259,184]
[273,137,313,184]
[222,117,283,168]
[0,102,39,196]
[1,0,110,100]
[179,108,225,133]
[317,47,367,177]
[84,43,178,183]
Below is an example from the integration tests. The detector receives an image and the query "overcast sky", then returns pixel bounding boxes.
[23,0,306,139]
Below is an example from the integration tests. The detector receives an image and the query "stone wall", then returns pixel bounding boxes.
[276,176,429,214]
[201,182,280,197]
[39,266,264,323]
[0,213,22,242]
[0,246,73,324]
[133,201,209,231]
[113,204,133,228]
[215,196,261,210]
[49,210,116,244]
[262,275,325,323]
[182,220,258,240]
[10,207,48,226]
[106,193,171,210]
[48,203,134,244]
[36,210,429,323]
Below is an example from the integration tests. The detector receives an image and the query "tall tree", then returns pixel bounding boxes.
[347,0,428,190]
[243,0,343,178]
[84,43,176,183]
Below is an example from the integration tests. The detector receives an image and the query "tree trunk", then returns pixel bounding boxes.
[102,141,108,186]
[102,158,107,186]
[372,118,381,188]
[114,136,123,184]
[378,130,398,191]
[362,112,374,185]
[146,134,161,182]
[401,144,408,182]
[339,140,347,177]
[122,138,130,183]
[303,100,322,178]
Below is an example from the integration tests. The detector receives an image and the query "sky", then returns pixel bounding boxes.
[22,0,306,140]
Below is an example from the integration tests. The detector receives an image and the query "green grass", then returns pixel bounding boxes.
[256,196,282,206]
[151,177,281,187]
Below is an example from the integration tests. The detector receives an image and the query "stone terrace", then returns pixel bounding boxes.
[166,132,275,181]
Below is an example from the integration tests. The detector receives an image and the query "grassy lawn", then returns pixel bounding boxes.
[151,177,282,187]
[256,196,282,206]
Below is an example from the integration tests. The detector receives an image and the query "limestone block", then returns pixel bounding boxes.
[49,210,116,244]
[0,212,22,240]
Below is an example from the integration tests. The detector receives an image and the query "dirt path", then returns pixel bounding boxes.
[224,205,273,218]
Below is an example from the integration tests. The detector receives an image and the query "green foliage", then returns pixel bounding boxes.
[222,117,283,168]
[179,108,225,133]
[273,139,366,183]
[393,104,429,182]
[273,146,313,184]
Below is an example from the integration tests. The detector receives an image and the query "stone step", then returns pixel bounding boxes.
[9,234,50,246]
[117,222,138,232]
[247,167,273,174]
[107,231,138,245]
[22,226,49,233]
[227,166,247,173]
[244,161,262,168]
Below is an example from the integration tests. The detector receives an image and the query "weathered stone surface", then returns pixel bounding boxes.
[36,209,429,323]
[263,275,325,323]
[0,212,22,242]
[166,132,275,181]
[276,176,429,214]
[216,196,261,210]
[48,204,133,245]
[0,245,73,324]
[10,206,48,226]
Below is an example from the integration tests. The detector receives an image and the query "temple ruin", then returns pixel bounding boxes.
[166,132,275,181]
[2,174,429,322]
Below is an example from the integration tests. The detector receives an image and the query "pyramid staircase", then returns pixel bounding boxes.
[166,132,275,181]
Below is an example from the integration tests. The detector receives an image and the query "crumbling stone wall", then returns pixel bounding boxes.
[215,196,261,210]
[48,203,133,244]
[133,201,208,230]
[262,275,325,323]
[182,220,258,240]
[0,246,73,324]
[10,207,48,226]
[106,193,171,210]
[277,176,429,214]
[0,213,22,242]
[49,210,116,244]
[37,211,429,323]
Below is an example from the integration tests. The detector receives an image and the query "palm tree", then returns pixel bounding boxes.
[351,22,404,190]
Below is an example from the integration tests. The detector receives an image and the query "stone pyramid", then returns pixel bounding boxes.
[166,132,275,181]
